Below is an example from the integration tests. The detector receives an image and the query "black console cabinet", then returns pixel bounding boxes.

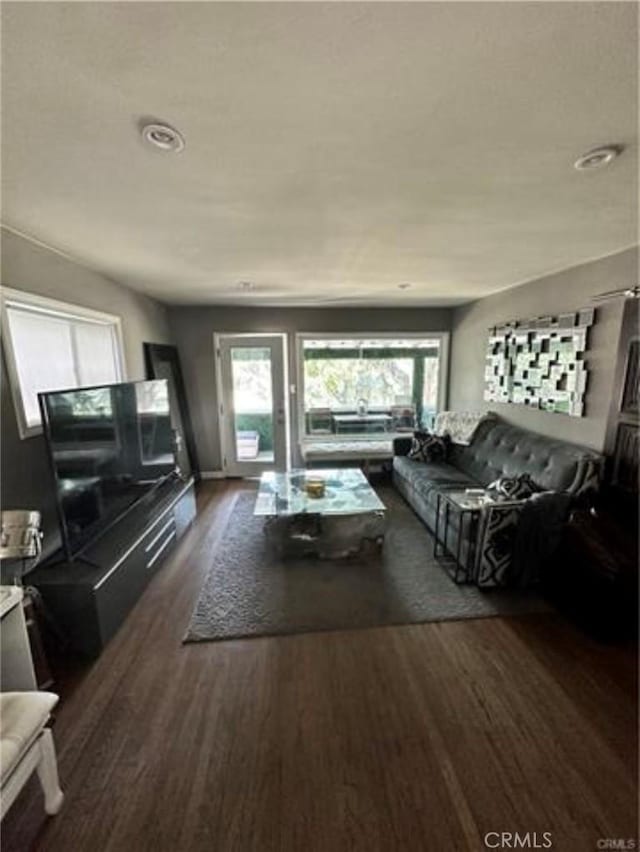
[29,476,196,657]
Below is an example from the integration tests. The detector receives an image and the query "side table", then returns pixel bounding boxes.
[434,490,493,583]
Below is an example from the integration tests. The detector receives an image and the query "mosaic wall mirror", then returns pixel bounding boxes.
[484,308,595,417]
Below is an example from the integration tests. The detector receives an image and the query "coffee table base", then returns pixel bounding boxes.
[264,512,386,559]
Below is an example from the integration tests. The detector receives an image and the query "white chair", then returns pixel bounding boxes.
[1,691,64,819]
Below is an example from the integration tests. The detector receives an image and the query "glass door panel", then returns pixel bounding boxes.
[217,334,288,476]
[230,346,275,464]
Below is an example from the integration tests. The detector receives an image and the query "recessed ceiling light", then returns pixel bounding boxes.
[141,122,185,153]
[398,283,412,290]
[574,145,623,171]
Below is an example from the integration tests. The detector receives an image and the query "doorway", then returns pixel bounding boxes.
[215,333,289,477]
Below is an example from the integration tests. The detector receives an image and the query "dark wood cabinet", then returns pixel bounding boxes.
[545,298,638,640]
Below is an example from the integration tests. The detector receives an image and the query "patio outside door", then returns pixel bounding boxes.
[216,334,289,477]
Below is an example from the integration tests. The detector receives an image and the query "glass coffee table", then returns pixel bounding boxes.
[254,468,386,558]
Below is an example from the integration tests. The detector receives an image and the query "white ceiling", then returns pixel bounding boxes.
[1,2,638,307]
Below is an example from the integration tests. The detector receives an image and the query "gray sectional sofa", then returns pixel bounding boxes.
[393,417,603,586]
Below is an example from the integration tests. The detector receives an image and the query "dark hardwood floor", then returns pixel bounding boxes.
[2,482,637,852]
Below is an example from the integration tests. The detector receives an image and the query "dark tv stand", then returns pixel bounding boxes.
[29,475,196,658]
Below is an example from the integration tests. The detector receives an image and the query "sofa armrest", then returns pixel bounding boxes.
[393,436,413,457]
[515,491,572,578]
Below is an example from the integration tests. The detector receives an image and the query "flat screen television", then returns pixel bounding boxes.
[39,379,177,561]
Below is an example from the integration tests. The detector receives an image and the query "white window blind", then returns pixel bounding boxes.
[73,321,120,386]
[2,291,124,437]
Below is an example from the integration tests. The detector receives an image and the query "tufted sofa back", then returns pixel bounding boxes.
[448,418,603,494]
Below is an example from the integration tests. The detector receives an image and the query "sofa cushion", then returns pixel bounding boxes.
[0,691,58,783]
[487,473,540,501]
[449,418,601,493]
[407,431,448,463]
[393,456,477,496]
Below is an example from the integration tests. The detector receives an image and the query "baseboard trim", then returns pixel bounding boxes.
[200,470,226,480]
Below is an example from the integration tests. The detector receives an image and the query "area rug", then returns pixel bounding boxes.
[184,486,550,643]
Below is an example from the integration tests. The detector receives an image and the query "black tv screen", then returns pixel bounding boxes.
[39,380,177,560]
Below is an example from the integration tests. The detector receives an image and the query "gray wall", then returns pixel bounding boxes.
[449,247,638,451]
[168,306,453,471]
[1,229,172,556]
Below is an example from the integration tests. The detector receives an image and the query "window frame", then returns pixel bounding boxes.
[295,330,450,446]
[1,286,126,439]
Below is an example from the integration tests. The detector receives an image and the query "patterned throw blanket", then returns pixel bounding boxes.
[433,410,495,445]
[475,491,572,588]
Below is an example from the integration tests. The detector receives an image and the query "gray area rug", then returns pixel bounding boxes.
[185,486,550,643]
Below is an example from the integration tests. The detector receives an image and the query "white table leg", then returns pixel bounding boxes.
[36,729,64,815]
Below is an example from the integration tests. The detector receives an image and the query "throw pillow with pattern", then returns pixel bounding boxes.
[487,473,540,501]
[407,431,448,463]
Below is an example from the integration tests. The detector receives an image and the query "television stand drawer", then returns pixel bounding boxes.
[145,525,177,569]
[144,517,176,561]
[94,515,179,645]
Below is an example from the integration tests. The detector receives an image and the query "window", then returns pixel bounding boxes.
[297,333,449,442]
[1,288,125,438]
